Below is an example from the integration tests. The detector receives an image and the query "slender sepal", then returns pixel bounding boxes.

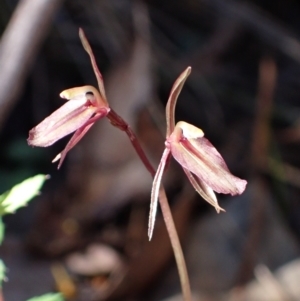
[79,28,108,104]
[149,147,171,240]
[166,67,191,137]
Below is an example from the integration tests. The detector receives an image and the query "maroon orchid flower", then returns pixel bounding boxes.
[28,29,110,169]
[149,67,247,238]
[28,85,110,169]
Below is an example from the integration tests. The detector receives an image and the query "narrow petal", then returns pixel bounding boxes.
[28,99,97,147]
[53,109,109,169]
[166,67,191,137]
[53,124,93,169]
[183,168,225,213]
[170,138,247,195]
[149,147,171,240]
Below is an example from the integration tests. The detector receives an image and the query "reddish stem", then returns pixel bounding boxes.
[107,109,192,301]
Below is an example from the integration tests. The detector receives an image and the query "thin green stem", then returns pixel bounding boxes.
[107,109,192,301]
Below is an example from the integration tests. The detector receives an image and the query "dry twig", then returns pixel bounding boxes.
[0,0,63,128]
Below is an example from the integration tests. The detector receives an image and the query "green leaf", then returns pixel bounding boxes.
[0,260,6,287]
[0,218,5,245]
[0,175,49,215]
[26,293,64,301]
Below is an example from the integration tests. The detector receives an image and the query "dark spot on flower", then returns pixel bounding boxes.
[85,91,97,106]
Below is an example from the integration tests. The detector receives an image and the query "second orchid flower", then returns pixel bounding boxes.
[149,67,247,239]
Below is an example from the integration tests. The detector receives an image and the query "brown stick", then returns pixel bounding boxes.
[0,0,63,128]
[236,58,277,286]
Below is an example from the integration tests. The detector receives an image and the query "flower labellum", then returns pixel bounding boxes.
[28,85,110,168]
[149,67,247,239]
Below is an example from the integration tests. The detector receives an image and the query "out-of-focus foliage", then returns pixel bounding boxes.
[0,174,48,215]
[26,293,64,301]
[0,259,6,287]
[0,175,47,288]
[0,218,4,244]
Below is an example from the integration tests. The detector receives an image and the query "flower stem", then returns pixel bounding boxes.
[158,187,192,301]
[107,109,192,301]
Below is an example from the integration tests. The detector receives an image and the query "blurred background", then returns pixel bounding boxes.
[1,0,300,300]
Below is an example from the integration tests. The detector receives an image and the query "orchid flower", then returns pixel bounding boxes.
[149,67,247,238]
[28,29,110,169]
[28,85,110,169]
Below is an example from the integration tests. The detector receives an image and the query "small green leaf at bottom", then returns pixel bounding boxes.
[0,218,4,245]
[26,293,64,301]
[0,260,6,287]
